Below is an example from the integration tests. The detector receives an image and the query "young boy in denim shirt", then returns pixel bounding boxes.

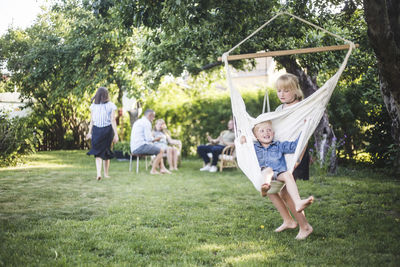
[240,120,313,213]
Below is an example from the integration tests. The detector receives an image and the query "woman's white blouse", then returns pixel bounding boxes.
[90,102,117,127]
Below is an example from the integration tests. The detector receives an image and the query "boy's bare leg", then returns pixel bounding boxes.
[277,172,314,212]
[268,193,297,232]
[261,168,273,197]
[280,186,313,239]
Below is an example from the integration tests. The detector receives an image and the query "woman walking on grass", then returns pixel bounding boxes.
[86,87,118,180]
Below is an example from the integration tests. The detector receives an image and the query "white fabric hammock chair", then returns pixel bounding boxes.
[221,12,356,193]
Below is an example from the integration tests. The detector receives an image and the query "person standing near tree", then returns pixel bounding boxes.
[86,87,119,181]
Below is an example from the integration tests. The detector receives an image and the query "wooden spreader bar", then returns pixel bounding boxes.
[218,44,357,62]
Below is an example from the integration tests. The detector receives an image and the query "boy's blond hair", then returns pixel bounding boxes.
[276,73,304,101]
[253,120,273,136]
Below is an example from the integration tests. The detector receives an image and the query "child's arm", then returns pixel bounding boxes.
[280,135,300,154]
[240,135,247,144]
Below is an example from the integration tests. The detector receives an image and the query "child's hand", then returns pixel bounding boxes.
[240,136,247,144]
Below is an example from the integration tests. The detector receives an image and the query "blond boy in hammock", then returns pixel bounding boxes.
[240,120,314,214]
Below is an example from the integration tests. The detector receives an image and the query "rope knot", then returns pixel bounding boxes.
[221,53,229,63]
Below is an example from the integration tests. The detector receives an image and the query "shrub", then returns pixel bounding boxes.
[113,141,131,155]
[0,115,37,166]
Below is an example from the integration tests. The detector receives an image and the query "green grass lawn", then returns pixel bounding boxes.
[0,151,399,266]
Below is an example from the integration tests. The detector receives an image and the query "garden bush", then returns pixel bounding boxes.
[0,114,38,166]
[113,141,131,159]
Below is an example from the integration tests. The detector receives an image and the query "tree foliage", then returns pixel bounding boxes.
[363,0,400,172]
[0,115,37,166]
[109,0,390,171]
[0,1,142,149]
[0,0,396,170]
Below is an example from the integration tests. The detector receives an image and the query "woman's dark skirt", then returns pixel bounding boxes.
[87,125,114,160]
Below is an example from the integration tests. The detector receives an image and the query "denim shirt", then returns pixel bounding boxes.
[254,137,299,173]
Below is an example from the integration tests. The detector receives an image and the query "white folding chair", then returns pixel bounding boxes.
[129,154,149,173]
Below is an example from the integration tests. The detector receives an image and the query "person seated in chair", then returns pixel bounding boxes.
[197,119,235,173]
[130,109,169,174]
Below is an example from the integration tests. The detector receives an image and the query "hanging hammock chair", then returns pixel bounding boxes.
[220,12,356,194]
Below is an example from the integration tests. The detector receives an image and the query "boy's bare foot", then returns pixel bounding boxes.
[275,221,298,232]
[104,175,110,178]
[261,183,271,197]
[96,176,101,181]
[296,196,314,213]
[150,170,160,175]
[296,224,313,240]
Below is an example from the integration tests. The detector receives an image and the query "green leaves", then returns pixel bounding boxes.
[0,2,138,149]
[0,115,37,166]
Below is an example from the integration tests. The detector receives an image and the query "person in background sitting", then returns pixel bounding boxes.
[153,119,182,171]
[197,119,235,173]
[130,109,169,174]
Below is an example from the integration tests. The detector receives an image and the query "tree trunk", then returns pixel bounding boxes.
[54,112,66,150]
[364,0,400,173]
[279,57,338,173]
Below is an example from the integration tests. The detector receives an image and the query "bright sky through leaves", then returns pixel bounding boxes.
[0,0,47,35]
